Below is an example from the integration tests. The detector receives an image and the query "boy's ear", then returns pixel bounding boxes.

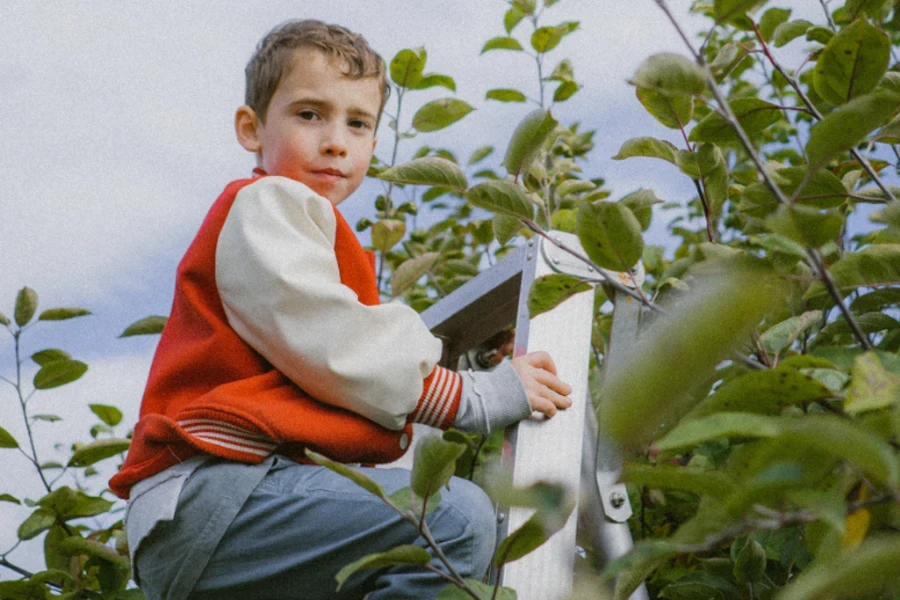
[235,105,261,153]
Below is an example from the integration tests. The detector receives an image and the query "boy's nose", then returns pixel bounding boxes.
[320,126,348,157]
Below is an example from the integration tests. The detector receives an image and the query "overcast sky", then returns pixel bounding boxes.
[0,0,823,575]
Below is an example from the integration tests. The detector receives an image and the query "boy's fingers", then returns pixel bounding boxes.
[524,351,557,375]
[532,368,572,396]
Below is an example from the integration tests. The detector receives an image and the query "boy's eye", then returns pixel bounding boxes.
[297,110,318,121]
[349,119,370,130]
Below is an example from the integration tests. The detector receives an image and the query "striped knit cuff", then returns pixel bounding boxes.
[410,366,462,430]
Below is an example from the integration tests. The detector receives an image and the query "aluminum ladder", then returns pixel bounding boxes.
[415,231,650,600]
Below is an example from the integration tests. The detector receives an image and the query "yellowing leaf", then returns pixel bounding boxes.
[840,508,871,553]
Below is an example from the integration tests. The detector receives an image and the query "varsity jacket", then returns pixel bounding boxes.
[110,175,461,499]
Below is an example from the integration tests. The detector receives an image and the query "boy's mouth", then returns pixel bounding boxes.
[313,168,345,179]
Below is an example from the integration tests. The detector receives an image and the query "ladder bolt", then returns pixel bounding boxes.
[609,491,626,509]
[497,511,506,523]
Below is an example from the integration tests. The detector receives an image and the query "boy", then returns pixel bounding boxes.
[111,19,571,600]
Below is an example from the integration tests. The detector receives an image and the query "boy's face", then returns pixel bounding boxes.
[236,48,380,205]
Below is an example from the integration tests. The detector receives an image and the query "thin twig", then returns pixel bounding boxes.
[806,249,873,351]
[0,557,34,579]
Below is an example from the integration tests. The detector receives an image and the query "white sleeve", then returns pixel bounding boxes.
[215,176,443,431]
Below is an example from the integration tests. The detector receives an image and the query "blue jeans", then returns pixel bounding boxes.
[134,456,497,599]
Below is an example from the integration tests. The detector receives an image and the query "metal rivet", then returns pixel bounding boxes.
[399,433,409,450]
[609,492,626,509]
[587,266,594,272]
[552,257,560,264]
[497,511,506,523]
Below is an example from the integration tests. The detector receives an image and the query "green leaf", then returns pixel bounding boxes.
[371,219,406,253]
[612,137,678,165]
[38,308,91,321]
[709,42,751,84]
[713,0,764,23]
[777,536,900,600]
[530,22,578,53]
[305,449,386,499]
[689,366,835,419]
[410,434,465,500]
[630,53,707,96]
[806,26,835,45]
[528,274,591,318]
[486,88,527,103]
[0,493,21,504]
[816,311,900,345]
[33,359,87,390]
[598,259,784,452]
[18,508,56,540]
[68,438,130,467]
[620,190,661,232]
[773,19,814,47]
[89,404,123,427]
[732,538,767,584]
[504,6,527,33]
[844,351,900,414]
[806,91,900,168]
[391,252,439,296]
[493,499,574,566]
[38,486,113,521]
[335,545,431,590]
[788,414,899,486]
[689,98,782,144]
[765,204,844,248]
[760,310,822,355]
[14,287,38,327]
[851,287,900,313]
[622,463,735,499]
[0,426,19,449]
[389,47,426,88]
[804,244,900,305]
[635,87,693,129]
[549,58,575,83]
[412,98,474,133]
[31,348,71,367]
[379,156,467,191]
[468,145,494,165]
[44,525,70,572]
[119,315,167,337]
[465,180,534,220]
[656,413,783,452]
[388,486,440,517]
[552,80,580,102]
[56,536,128,568]
[556,179,596,198]
[845,0,889,18]
[759,7,792,42]
[502,109,558,178]
[576,201,644,271]
[813,17,890,106]
[0,312,8,326]
[481,36,524,53]
[493,213,521,246]
[413,74,456,92]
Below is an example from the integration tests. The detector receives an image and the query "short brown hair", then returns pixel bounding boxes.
[245,19,390,123]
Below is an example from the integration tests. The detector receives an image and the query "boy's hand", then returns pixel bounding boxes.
[510,351,573,418]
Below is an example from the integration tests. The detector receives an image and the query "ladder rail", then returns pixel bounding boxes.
[405,232,645,599]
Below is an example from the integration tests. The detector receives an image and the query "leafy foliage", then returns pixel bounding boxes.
[1,288,149,597]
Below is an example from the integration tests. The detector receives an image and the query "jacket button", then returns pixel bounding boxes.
[399,433,409,450]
